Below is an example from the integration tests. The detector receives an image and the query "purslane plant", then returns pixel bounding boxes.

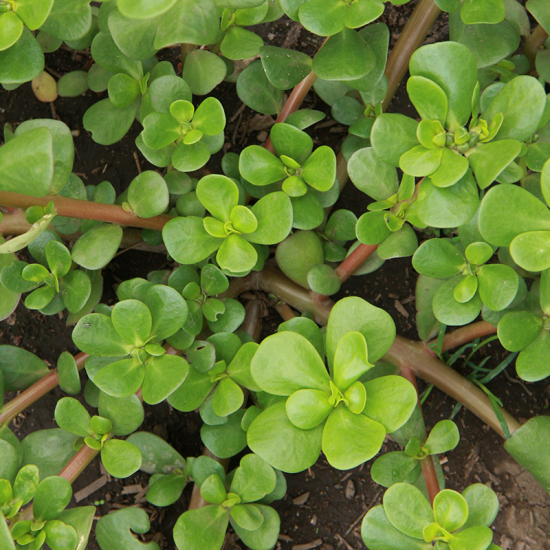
[3,1,550,549]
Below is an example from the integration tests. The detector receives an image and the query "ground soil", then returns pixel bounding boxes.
[1,2,550,550]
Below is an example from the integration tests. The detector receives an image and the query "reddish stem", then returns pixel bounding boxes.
[401,366,440,505]
[59,444,100,484]
[334,244,378,283]
[428,321,498,355]
[264,70,320,153]
[0,192,172,231]
[524,24,549,71]
[0,352,88,427]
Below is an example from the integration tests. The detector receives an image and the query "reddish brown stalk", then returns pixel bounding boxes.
[401,366,440,505]
[383,0,441,111]
[334,244,378,283]
[0,192,172,231]
[524,24,549,71]
[59,444,100,484]
[428,321,498,355]
[274,302,297,322]
[264,70,320,153]
[0,352,88,427]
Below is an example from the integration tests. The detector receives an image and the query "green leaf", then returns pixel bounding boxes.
[448,526,494,550]
[140,75,191,120]
[407,76,448,125]
[73,313,132,357]
[163,216,223,265]
[371,452,420,488]
[83,99,139,146]
[108,73,140,109]
[361,506,431,550]
[230,504,280,550]
[247,401,323,473]
[101,439,142,478]
[216,234,257,274]
[91,32,142,80]
[201,409,248,459]
[327,296,395,367]
[313,27,375,81]
[141,112,181,150]
[40,0,92,42]
[0,12,23,51]
[271,122,313,165]
[302,146,336,191]
[128,171,169,218]
[98,392,144,437]
[449,12,520,69]
[251,331,331,396]
[142,354,189,405]
[221,26,263,60]
[181,50,226,96]
[400,145,442,177]
[322,406,386,470]
[510,231,550,272]
[117,0,177,19]
[54,397,91,437]
[461,0,505,24]
[467,139,522,190]
[43,519,78,550]
[430,147,470,188]
[60,270,92,314]
[107,9,158,61]
[229,503,264,531]
[363,375,417,432]
[33,476,72,521]
[15,118,74,195]
[332,331,371,390]
[239,146,285,187]
[516,329,550,382]
[0,345,49,391]
[0,127,53,197]
[230,454,277,503]
[479,184,550,246]
[409,41,477,130]
[260,45,312,90]
[412,239,465,278]
[384,483,433,539]
[193,97,225,136]
[173,505,228,550]
[416,169,480,228]
[433,489,468,532]
[196,175,238,222]
[498,311,542,352]
[245,191,293,245]
[461,484,499,529]
[286,389,332,429]
[146,473,186,507]
[111,299,152,347]
[371,113,419,167]
[126,431,185,474]
[477,264,519,311]
[425,419,460,455]
[433,277,482,326]
[348,147,398,201]
[482,76,547,142]
[201,474,227,504]
[94,358,145,398]
[96,507,161,550]
[307,263,341,295]
[298,0,347,36]
[237,59,283,115]
[0,439,18,484]
[0,28,44,86]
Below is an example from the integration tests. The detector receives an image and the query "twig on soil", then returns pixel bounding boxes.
[133,151,142,174]
[74,475,108,503]
[335,533,354,550]
[292,539,323,550]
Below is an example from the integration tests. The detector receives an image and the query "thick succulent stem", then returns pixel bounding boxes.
[430,321,498,354]
[59,444,100,484]
[401,366,440,505]
[0,192,172,231]
[0,352,88,428]
[334,244,378,283]
[383,0,442,111]
[524,24,549,71]
[226,267,520,439]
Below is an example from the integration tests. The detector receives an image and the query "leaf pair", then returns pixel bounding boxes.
[163,175,293,276]
[54,397,141,479]
[173,454,282,550]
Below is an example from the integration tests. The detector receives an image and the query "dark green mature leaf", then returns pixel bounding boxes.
[461,484,499,529]
[98,392,144,436]
[412,239,465,278]
[313,28,375,81]
[101,439,142,478]
[83,99,139,146]
[230,504,280,550]
[0,439,18,484]
[348,147,398,200]
[237,60,284,115]
[371,113,419,167]
[433,277,482,326]
[96,507,161,550]
[201,409,248,459]
[40,0,92,41]
[182,50,227,95]
[260,46,312,90]
[450,11,520,69]
[0,345,49,391]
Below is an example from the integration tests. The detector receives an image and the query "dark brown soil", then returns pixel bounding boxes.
[1,3,550,550]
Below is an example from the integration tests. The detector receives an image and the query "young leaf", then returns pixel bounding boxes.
[173,505,228,550]
[101,439,142,478]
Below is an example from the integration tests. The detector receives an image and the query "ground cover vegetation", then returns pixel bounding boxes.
[0,0,550,548]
